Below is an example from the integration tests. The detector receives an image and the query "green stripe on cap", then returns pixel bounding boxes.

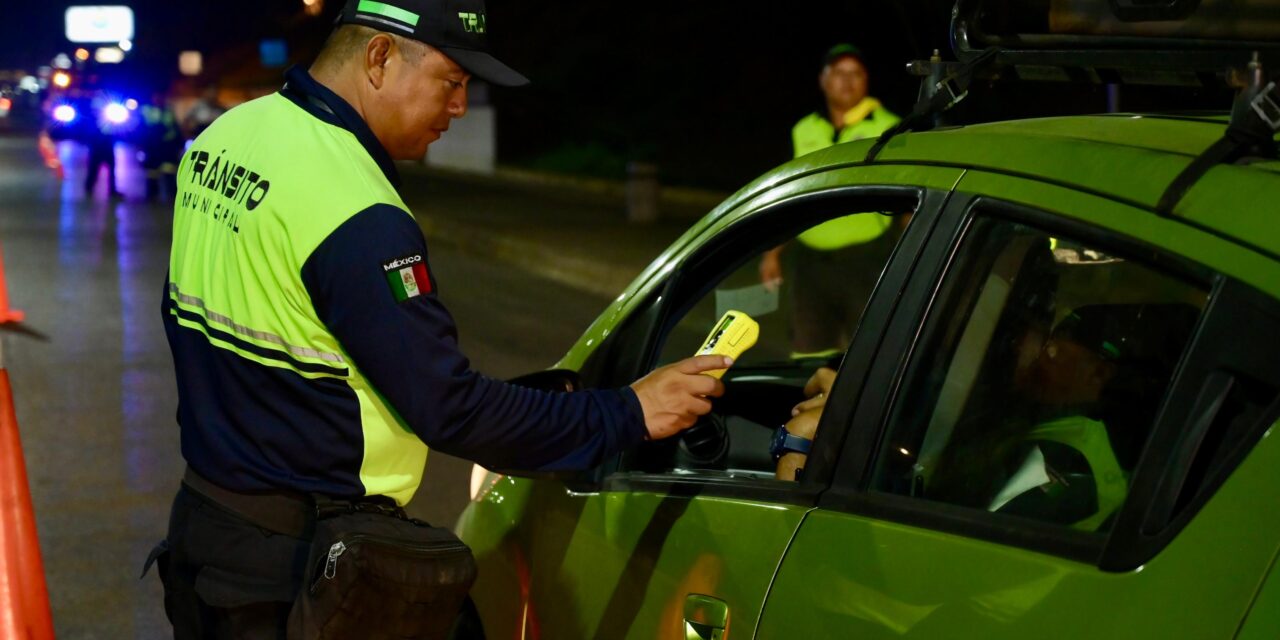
[357,0,420,26]
[1101,340,1122,360]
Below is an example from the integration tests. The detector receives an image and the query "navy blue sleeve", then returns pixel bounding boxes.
[301,204,647,471]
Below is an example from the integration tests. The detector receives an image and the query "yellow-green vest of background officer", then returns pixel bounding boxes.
[792,44,901,250]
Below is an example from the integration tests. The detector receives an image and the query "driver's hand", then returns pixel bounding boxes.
[791,367,838,416]
[631,355,731,440]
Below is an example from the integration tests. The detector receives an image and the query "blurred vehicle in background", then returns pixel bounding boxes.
[43,88,141,145]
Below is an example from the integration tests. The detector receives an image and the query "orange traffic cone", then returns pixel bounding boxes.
[36,132,62,180]
[0,240,23,325]
[0,366,55,640]
[0,237,52,639]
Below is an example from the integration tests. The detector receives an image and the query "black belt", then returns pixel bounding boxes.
[181,468,404,538]
[182,467,313,537]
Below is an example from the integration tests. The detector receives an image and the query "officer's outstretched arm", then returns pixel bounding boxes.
[303,204,673,473]
[631,355,731,440]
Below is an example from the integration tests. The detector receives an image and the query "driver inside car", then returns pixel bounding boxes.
[771,305,1189,534]
[972,307,1129,529]
[771,312,1125,519]
[928,304,1192,530]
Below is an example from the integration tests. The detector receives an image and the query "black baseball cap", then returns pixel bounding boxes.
[337,0,529,86]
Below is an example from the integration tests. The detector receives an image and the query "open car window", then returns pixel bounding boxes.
[870,214,1208,533]
[655,214,900,369]
[621,205,913,482]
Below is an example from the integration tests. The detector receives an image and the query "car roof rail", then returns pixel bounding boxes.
[865,47,1000,163]
[901,1,1280,93]
[1157,53,1280,215]
[950,0,1280,81]
[870,1,1280,186]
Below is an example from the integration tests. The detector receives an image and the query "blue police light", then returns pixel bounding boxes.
[103,102,130,125]
[52,104,77,123]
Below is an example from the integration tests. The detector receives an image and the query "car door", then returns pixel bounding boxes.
[755,173,1280,638]
[470,167,964,640]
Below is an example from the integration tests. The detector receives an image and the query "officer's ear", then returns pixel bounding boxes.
[365,33,394,90]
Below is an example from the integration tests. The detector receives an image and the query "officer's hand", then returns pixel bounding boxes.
[631,355,731,440]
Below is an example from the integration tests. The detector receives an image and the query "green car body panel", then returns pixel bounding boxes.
[757,418,1280,638]
[455,115,1280,639]
[459,474,812,639]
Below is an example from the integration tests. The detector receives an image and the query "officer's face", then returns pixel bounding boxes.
[820,56,868,111]
[375,44,470,160]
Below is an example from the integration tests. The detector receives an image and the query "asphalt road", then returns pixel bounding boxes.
[0,130,611,639]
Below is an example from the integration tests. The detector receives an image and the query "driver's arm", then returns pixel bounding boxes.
[776,408,820,481]
[775,366,838,481]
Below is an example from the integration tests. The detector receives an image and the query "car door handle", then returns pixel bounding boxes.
[684,593,729,640]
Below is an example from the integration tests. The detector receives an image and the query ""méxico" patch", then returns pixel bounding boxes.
[382,254,431,301]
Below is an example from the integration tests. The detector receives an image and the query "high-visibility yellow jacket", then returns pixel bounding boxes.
[165,66,645,505]
[791,99,900,250]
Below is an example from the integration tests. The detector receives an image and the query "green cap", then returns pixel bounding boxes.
[823,43,865,67]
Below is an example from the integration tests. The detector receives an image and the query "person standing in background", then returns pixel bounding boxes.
[760,43,902,357]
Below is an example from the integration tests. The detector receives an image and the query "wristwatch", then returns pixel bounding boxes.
[770,425,813,460]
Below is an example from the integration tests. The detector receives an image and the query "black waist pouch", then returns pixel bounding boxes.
[287,503,478,640]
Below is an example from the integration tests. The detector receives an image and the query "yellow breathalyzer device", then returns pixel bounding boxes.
[694,310,759,378]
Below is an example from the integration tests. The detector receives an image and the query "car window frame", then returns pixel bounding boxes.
[818,191,1239,566]
[577,184,955,506]
[1101,274,1280,570]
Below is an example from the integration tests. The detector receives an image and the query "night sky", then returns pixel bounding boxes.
[0,1,1231,189]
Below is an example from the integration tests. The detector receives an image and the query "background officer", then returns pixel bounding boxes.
[152,0,729,636]
[760,43,903,357]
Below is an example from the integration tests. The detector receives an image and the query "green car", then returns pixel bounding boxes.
[456,14,1280,640]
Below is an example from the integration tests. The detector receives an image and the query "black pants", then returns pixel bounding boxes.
[151,487,310,640]
[788,234,896,354]
[84,138,119,197]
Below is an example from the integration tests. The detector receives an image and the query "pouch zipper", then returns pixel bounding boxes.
[313,534,470,591]
[322,541,346,580]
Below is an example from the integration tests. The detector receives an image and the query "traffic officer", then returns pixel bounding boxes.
[790,44,901,158]
[150,0,729,636]
[759,44,903,357]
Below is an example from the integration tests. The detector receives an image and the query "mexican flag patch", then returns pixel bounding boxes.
[383,254,431,301]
